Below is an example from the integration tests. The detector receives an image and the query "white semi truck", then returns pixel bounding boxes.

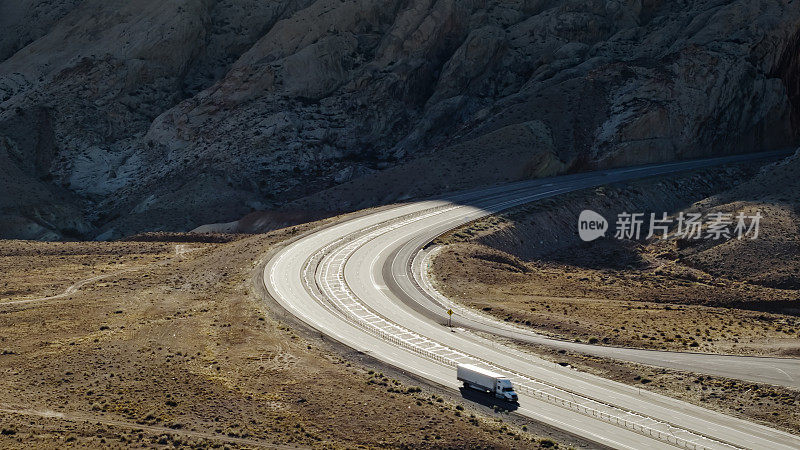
[457,364,518,402]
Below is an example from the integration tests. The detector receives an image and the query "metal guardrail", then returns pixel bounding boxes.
[300,204,736,450]
[413,250,718,448]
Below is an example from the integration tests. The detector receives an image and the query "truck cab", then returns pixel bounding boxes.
[496,378,518,402]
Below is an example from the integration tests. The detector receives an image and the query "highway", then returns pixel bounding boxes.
[263,151,800,449]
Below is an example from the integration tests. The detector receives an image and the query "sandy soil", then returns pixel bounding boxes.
[432,243,800,357]
[429,158,800,432]
[431,242,800,432]
[430,159,800,357]
[474,332,800,435]
[0,226,578,449]
[0,240,176,302]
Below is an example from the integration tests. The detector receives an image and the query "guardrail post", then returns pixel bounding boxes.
[310,240,723,450]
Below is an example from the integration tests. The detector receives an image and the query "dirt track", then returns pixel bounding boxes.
[0,230,575,449]
[429,161,800,433]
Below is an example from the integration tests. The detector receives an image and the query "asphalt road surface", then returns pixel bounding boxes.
[263,151,800,449]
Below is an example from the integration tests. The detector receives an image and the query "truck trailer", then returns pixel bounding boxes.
[457,364,518,402]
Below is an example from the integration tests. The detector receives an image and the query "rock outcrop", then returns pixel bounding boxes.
[1,0,799,239]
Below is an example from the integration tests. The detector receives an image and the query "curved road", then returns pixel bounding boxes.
[263,151,800,449]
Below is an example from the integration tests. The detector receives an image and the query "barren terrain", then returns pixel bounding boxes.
[433,242,800,357]
[0,224,581,448]
[432,158,800,356]
[429,157,800,430]
[482,333,800,434]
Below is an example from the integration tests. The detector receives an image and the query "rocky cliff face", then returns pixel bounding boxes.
[1,0,799,239]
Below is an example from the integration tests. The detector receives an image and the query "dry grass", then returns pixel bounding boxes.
[433,243,800,356]
[0,228,559,449]
[430,158,800,357]
[0,240,176,302]
[493,339,800,434]
[428,156,800,434]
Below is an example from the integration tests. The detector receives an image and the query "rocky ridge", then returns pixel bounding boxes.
[1,0,800,239]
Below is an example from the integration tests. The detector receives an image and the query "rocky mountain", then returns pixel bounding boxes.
[1,0,799,239]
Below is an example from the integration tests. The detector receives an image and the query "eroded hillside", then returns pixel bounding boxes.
[2,0,800,239]
[431,153,800,356]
